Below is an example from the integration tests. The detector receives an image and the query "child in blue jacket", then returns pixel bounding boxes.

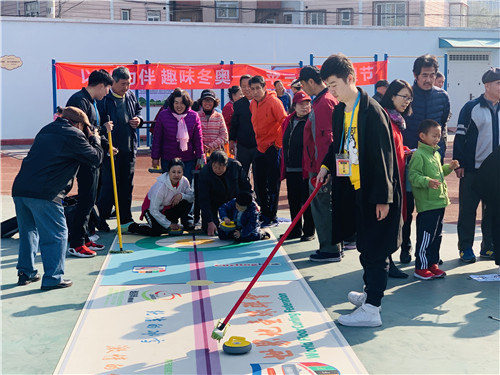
[218,191,270,242]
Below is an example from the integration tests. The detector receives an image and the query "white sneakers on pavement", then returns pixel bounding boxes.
[338,303,382,327]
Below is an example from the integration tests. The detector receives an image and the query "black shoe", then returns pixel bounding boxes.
[389,263,409,278]
[127,223,140,233]
[438,259,444,265]
[17,272,41,286]
[301,235,315,242]
[183,223,195,232]
[280,232,301,240]
[41,279,73,290]
[262,231,271,240]
[96,221,110,233]
[400,248,412,264]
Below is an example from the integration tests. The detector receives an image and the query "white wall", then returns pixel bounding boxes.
[1,17,498,140]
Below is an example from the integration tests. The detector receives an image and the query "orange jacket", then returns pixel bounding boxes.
[250,90,287,153]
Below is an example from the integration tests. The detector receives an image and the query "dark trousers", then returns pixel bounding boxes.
[286,171,314,237]
[401,191,415,252]
[458,171,494,252]
[415,208,445,270]
[353,189,389,307]
[218,228,264,242]
[68,164,99,248]
[97,151,135,224]
[134,200,191,236]
[254,147,281,220]
[235,143,258,180]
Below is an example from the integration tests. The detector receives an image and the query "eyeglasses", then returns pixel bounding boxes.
[395,94,413,102]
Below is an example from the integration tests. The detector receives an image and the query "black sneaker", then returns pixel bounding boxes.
[17,272,41,286]
[301,235,315,242]
[41,279,73,290]
[309,251,343,262]
[128,223,140,233]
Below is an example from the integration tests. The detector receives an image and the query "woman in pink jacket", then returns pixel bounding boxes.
[151,88,204,183]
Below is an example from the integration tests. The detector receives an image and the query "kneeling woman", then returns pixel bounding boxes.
[129,159,194,236]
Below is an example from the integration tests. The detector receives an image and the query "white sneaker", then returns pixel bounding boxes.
[338,303,382,327]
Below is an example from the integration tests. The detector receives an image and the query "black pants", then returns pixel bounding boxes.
[235,144,258,180]
[97,151,135,224]
[68,164,99,248]
[401,191,415,253]
[254,146,281,220]
[353,189,390,307]
[133,200,191,236]
[415,208,445,270]
[286,171,314,237]
[458,171,494,252]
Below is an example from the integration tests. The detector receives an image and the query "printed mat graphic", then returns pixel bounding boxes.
[55,234,367,375]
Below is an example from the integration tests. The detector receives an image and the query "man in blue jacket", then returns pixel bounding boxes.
[453,67,500,263]
[12,107,103,290]
[401,54,450,264]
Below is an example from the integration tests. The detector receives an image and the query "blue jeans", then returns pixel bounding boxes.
[14,196,68,287]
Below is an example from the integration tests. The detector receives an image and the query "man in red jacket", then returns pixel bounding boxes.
[299,66,343,262]
[249,75,287,227]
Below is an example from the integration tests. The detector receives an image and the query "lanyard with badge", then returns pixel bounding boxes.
[335,92,360,177]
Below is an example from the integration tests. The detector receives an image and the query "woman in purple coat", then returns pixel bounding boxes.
[151,88,204,183]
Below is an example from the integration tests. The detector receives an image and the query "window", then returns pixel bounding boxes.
[216,1,239,19]
[374,2,407,26]
[121,9,131,20]
[338,8,353,25]
[147,10,161,22]
[24,1,39,17]
[308,10,326,25]
[449,54,489,62]
[449,3,468,27]
[284,13,293,24]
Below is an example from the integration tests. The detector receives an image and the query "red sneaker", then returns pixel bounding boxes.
[68,245,96,258]
[414,268,435,280]
[429,264,446,278]
[85,241,105,251]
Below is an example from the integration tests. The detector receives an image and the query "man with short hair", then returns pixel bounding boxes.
[97,66,143,232]
[453,67,500,263]
[317,54,402,327]
[12,107,103,290]
[401,54,450,264]
[66,69,113,258]
[249,75,287,227]
[299,65,343,261]
[372,79,389,103]
[274,79,292,112]
[229,75,258,178]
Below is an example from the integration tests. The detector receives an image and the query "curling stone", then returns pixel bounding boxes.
[168,224,184,236]
[219,221,236,234]
[222,336,252,355]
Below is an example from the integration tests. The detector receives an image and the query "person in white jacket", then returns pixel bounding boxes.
[129,158,194,236]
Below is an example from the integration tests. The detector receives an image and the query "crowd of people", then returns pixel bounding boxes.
[12,58,499,330]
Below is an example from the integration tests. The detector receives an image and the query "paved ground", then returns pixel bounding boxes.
[1,137,499,374]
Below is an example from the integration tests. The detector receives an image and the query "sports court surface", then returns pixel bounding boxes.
[55,232,366,375]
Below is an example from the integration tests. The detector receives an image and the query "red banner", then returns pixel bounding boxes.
[55,60,387,90]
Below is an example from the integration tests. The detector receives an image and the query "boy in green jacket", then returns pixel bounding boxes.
[409,119,459,280]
